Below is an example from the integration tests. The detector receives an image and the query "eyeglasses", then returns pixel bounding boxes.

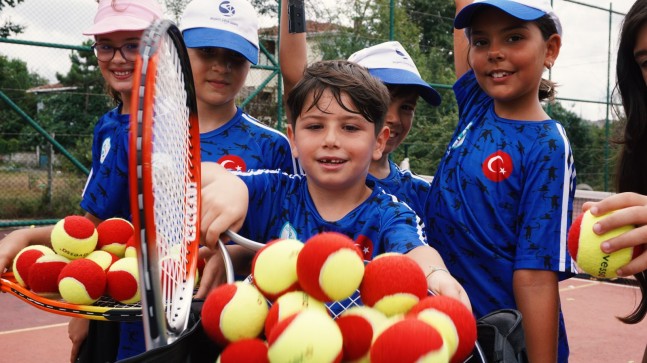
[91,42,140,62]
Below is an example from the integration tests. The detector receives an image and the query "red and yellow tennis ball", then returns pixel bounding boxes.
[252,238,303,301]
[371,318,449,363]
[85,250,119,271]
[28,254,70,296]
[335,306,387,362]
[568,210,641,279]
[264,290,328,338]
[58,258,107,305]
[12,245,56,288]
[124,235,138,258]
[96,218,133,258]
[359,253,428,316]
[51,216,98,260]
[296,232,364,302]
[201,282,269,347]
[409,296,477,363]
[217,338,269,363]
[268,309,343,363]
[106,257,140,304]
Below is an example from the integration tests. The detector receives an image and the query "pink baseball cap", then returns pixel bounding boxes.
[83,0,164,36]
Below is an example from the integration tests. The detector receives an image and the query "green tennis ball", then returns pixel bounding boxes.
[51,216,98,260]
[568,210,641,279]
[58,258,107,305]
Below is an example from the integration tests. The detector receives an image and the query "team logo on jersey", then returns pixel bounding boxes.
[100,138,111,164]
[482,150,513,182]
[279,223,297,240]
[449,121,472,152]
[219,1,235,16]
[217,155,246,172]
[355,235,374,261]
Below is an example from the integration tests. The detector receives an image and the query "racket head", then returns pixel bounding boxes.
[0,272,142,321]
[129,19,200,349]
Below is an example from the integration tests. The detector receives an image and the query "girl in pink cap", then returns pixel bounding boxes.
[0,0,163,361]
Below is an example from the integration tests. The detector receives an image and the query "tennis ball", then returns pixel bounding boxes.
[409,296,477,363]
[264,290,328,338]
[124,235,138,258]
[28,254,70,296]
[51,216,98,260]
[252,238,304,301]
[335,306,387,362]
[96,218,134,258]
[12,245,56,288]
[359,253,428,317]
[201,282,269,347]
[371,318,449,363]
[568,210,641,279]
[58,258,107,305]
[216,338,269,363]
[85,250,119,271]
[296,232,364,302]
[106,257,140,304]
[268,309,343,363]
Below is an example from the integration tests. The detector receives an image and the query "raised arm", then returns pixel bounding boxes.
[279,0,308,97]
[454,0,472,79]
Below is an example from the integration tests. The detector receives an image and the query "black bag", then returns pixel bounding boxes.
[476,309,528,363]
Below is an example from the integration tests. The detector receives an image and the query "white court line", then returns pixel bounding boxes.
[0,322,67,335]
[560,277,640,292]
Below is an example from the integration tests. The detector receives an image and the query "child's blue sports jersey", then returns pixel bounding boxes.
[427,70,576,362]
[81,106,131,220]
[237,170,427,260]
[366,160,431,232]
[201,107,298,174]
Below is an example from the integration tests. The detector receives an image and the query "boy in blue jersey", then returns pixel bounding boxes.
[199,60,471,308]
[181,0,297,174]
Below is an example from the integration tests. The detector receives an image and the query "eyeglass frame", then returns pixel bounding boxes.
[91,42,140,62]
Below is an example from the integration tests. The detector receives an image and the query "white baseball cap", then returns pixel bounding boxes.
[180,0,259,65]
[348,41,441,106]
[454,0,562,35]
[83,0,163,36]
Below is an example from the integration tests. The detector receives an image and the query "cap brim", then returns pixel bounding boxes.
[369,68,441,106]
[454,0,546,29]
[183,28,259,65]
[83,16,153,35]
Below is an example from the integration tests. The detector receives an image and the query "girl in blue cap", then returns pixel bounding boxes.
[427,1,576,362]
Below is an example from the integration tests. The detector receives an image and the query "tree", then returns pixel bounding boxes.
[0,0,25,38]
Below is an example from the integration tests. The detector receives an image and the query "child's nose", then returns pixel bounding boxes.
[323,128,340,147]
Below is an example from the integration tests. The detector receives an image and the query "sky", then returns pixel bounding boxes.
[0,0,638,122]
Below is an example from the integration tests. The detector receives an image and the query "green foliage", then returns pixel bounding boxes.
[0,0,25,37]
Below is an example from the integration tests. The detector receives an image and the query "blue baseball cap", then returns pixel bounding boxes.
[180,0,259,65]
[454,0,562,35]
[348,41,441,106]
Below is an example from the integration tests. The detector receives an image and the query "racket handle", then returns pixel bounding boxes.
[288,0,306,33]
[224,230,264,251]
[218,239,235,284]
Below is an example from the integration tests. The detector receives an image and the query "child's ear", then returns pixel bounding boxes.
[544,33,561,69]
[286,124,299,158]
[373,126,390,161]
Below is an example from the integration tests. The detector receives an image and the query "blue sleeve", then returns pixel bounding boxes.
[237,171,283,243]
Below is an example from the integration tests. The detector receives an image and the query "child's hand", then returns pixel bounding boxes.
[68,318,89,363]
[584,192,647,276]
[0,229,32,274]
[427,269,473,312]
[195,248,228,299]
[200,162,249,249]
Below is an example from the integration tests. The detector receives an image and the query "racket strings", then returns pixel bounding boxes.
[149,33,194,331]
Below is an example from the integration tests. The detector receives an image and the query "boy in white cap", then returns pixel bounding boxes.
[180,0,297,175]
[428,0,575,362]
[0,0,164,361]
[279,0,441,232]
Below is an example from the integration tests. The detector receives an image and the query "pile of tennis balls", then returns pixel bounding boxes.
[202,231,477,363]
[12,215,141,305]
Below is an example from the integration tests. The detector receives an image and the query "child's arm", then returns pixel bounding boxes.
[279,0,308,96]
[583,193,647,276]
[200,162,250,249]
[0,226,53,273]
[68,318,89,362]
[406,245,472,310]
[453,0,472,79]
[513,269,559,363]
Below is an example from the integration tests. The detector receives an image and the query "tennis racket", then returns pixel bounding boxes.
[128,19,200,350]
[0,271,142,321]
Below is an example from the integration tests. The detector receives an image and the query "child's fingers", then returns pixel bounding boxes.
[600,224,647,253]
[589,192,647,216]
[594,205,647,235]
[617,250,647,277]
